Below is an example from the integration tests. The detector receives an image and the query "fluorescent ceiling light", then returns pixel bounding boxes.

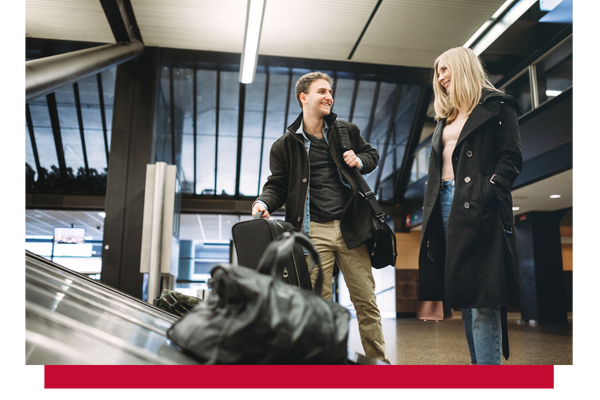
[239,0,266,84]
[463,0,514,48]
[466,0,538,55]
[546,89,562,97]
[550,194,562,198]
[512,206,520,211]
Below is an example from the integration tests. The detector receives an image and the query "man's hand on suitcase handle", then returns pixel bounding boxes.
[252,202,270,219]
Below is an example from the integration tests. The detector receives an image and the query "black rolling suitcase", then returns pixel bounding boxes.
[231,212,313,290]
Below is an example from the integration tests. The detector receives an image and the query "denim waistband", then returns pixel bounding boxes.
[442,179,455,187]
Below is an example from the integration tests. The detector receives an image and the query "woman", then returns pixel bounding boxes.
[418,47,522,365]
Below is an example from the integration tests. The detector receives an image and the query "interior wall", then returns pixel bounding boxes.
[395,230,420,316]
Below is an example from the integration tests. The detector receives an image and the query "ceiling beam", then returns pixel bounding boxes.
[99,0,144,76]
[348,0,384,60]
[26,40,143,103]
[99,0,144,44]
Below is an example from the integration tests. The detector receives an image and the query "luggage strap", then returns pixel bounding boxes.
[334,119,386,222]
[162,292,190,316]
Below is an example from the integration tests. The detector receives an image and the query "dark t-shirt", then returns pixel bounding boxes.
[306,133,350,222]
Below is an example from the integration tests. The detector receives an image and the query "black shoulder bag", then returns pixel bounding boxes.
[334,120,397,269]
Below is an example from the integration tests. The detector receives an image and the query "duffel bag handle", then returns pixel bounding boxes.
[256,231,324,296]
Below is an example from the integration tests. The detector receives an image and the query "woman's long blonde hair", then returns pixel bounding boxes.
[433,47,499,123]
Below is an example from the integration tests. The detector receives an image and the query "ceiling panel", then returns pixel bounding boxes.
[259,0,379,61]
[352,0,508,67]
[512,169,572,216]
[131,0,247,52]
[25,0,115,44]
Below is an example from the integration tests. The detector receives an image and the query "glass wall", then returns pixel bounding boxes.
[378,84,421,201]
[157,65,425,204]
[502,35,572,114]
[27,60,425,205]
[26,209,106,277]
[535,36,572,107]
[25,67,117,194]
[504,70,533,114]
[409,142,432,186]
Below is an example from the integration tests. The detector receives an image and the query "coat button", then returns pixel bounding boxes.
[466,150,473,157]
[464,176,471,183]
[297,217,302,222]
[302,178,307,183]
[464,202,470,209]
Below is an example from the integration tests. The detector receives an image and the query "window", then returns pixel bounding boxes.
[535,37,572,107]
[25,67,117,194]
[159,65,424,203]
[503,70,532,114]
[500,35,572,115]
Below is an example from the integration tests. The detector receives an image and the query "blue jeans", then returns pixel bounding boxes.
[440,179,503,365]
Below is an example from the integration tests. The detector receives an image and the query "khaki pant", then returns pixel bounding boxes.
[305,219,389,363]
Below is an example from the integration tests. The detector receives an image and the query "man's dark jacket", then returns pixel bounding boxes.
[256,112,379,250]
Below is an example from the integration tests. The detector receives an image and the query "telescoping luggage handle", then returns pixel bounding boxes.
[256,231,324,296]
[335,120,386,224]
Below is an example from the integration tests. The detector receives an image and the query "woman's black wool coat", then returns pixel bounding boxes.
[418,90,523,309]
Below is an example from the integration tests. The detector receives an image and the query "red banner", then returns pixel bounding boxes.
[41,365,557,392]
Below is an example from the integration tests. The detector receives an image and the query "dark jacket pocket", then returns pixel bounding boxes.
[481,174,497,209]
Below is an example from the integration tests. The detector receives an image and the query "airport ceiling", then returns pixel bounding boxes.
[24,0,573,241]
[26,0,508,69]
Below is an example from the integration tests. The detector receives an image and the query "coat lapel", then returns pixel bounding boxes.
[431,119,445,158]
[456,104,493,146]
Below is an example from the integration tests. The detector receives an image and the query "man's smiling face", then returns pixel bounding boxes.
[301,79,334,117]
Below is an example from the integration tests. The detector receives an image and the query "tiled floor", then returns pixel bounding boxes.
[347,311,573,365]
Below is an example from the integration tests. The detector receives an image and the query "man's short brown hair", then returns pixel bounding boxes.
[295,72,333,109]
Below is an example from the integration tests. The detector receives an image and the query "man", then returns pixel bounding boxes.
[252,71,389,363]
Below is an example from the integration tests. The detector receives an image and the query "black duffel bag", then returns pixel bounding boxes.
[166,231,351,364]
